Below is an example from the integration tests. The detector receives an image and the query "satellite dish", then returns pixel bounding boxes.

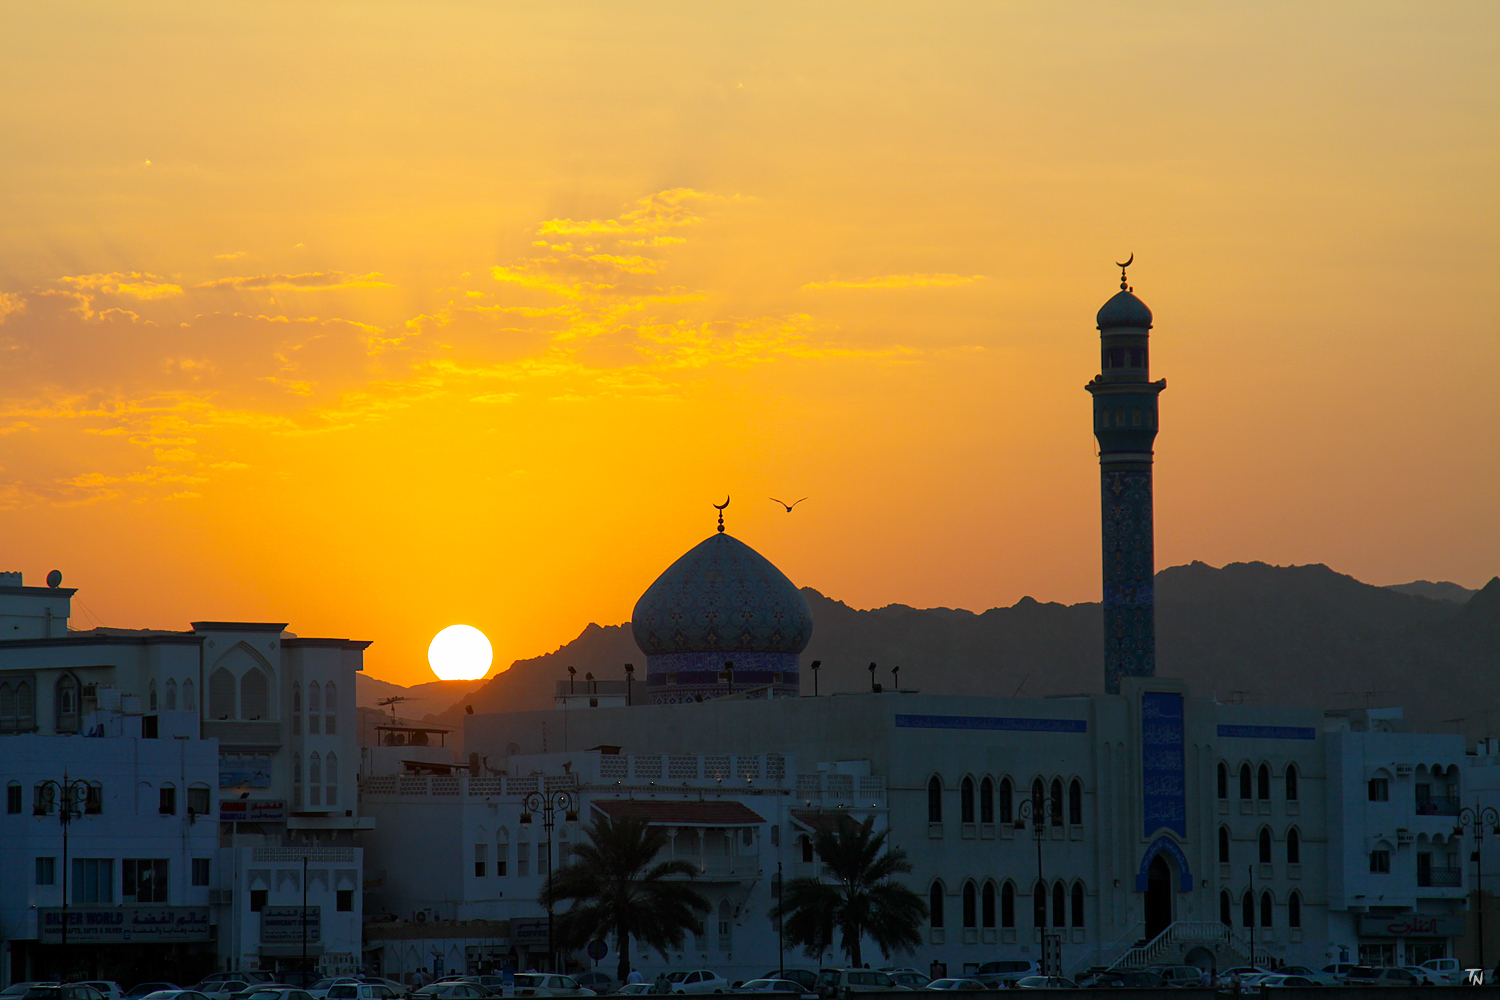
[46,570,62,589]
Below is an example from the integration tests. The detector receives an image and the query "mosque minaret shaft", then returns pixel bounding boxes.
[1086,261,1166,694]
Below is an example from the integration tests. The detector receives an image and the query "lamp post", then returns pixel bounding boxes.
[524,789,578,973]
[624,663,634,706]
[1016,794,1060,976]
[37,771,93,981]
[810,661,820,697]
[775,860,784,978]
[1457,803,1500,969]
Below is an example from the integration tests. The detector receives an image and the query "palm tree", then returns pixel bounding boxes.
[770,814,927,967]
[540,814,711,982]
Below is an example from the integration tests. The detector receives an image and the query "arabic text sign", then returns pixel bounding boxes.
[39,906,210,943]
[1357,914,1464,937]
[220,798,287,822]
[260,905,321,944]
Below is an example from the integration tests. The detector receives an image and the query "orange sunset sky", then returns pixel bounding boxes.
[1,3,1495,686]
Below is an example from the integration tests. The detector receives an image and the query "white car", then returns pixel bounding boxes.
[78,984,123,1000]
[1420,958,1476,985]
[671,972,728,995]
[306,983,363,1000]
[734,982,808,995]
[326,987,405,1000]
[1214,967,1272,987]
[924,981,985,992]
[1272,966,1339,987]
[506,976,594,998]
[1256,975,1319,989]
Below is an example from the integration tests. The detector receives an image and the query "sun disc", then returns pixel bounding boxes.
[427,624,493,681]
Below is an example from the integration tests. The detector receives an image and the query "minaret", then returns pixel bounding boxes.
[1086,259,1165,694]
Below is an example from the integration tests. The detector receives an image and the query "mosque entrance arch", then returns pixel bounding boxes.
[1145,854,1173,940]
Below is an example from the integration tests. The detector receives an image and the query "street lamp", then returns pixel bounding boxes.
[1456,804,1500,969]
[523,789,578,973]
[1016,794,1061,976]
[36,771,94,981]
[624,664,635,706]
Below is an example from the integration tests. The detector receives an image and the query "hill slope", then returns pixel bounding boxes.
[426,562,1499,739]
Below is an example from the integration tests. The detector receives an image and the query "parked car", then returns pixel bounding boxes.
[199,980,275,991]
[232,986,304,1000]
[1146,965,1206,987]
[198,983,256,1000]
[306,982,364,1000]
[572,975,614,997]
[1213,966,1272,988]
[668,973,728,996]
[971,962,1038,989]
[408,986,490,1000]
[1320,963,1358,982]
[77,983,123,1000]
[507,976,595,998]
[243,990,316,1000]
[1255,975,1317,989]
[813,970,903,999]
[880,974,925,991]
[0,987,53,999]
[1419,958,1474,985]
[1343,966,1424,987]
[1399,965,1441,986]
[125,987,181,999]
[922,981,984,992]
[1081,970,1163,989]
[140,993,211,1000]
[23,988,104,1000]
[759,974,815,993]
[1012,977,1076,990]
[1273,966,1339,987]
[733,982,809,995]
[614,988,652,997]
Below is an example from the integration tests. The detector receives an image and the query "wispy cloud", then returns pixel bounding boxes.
[59,272,184,299]
[800,273,986,291]
[538,188,720,236]
[195,271,393,291]
[213,251,248,260]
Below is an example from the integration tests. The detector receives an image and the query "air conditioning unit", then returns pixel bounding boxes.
[1396,763,1414,775]
[1397,829,1414,845]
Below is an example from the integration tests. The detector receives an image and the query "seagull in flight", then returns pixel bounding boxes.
[770,496,808,512]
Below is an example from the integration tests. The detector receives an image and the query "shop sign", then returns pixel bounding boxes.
[1357,914,1464,937]
[510,918,548,945]
[220,798,286,822]
[39,906,211,943]
[261,905,321,944]
[221,756,273,788]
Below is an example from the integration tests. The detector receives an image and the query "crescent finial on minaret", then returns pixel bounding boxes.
[1116,252,1133,291]
[714,495,730,533]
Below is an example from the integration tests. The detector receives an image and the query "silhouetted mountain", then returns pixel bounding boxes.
[355,674,487,713]
[1384,580,1476,603]
[432,562,1500,739]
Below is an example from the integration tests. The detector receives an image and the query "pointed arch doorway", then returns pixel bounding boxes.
[1145,853,1173,939]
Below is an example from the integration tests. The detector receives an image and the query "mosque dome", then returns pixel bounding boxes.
[632,533,813,656]
[1097,289,1153,331]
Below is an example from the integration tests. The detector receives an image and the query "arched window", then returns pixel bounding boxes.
[962,882,977,928]
[1049,778,1064,826]
[1217,762,1228,798]
[181,679,195,713]
[1071,882,1085,928]
[800,835,814,864]
[981,881,996,928]
[979,777,995,824]
[1257,763,1271,800]
[1260,891,1273,927]
[208,668,235,719]
[960,777,975,824]
[717,899,732,952]
[307,681,322,734]
[1258,828,1272,864]
[293,754,303,809]
[1285,763,1299,801]
[927,777,942,823]
[292,683,302,734]
[149,679,158,712]
[1069,779,1083,825]
[325,752,338,806]
[0,682,14,728]
[1288,890,1302,928]
[1287,827,1301,865]
[1000,881,1015,928]
[17,680,35,727]
[496,828,510,876]
[324,681,337,735]
[1241,891,1254,928]
[1239,763,1253,799]
[1219,890,1232,926]
[930,882,945,928]
[240,667,269,720]
[1218,826,1231,863]
[1031,777,1044,818]
[999,777,1013,824]
[164,679,177,711]
[1051,882,1066,927]
[1033,881,1046,928]
[56,674,80,731]
[308,753,322,807]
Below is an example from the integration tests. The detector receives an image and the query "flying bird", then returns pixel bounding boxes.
[769,496,808,512]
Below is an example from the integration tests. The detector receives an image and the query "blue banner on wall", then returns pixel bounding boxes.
[1141,691,1186,838]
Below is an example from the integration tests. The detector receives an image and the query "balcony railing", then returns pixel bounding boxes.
[1418,866,1463,888]
[1416,796,1462,816]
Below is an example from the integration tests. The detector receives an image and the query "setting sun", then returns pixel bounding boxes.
[427,624,494,681]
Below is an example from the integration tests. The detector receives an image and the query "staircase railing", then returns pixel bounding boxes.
[1107,920,1276,971]
[1070,920,1145,978]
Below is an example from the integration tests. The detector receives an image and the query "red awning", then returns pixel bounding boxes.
[592,799,766,826]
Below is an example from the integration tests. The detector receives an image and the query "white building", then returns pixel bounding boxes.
[0,573,373,982]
